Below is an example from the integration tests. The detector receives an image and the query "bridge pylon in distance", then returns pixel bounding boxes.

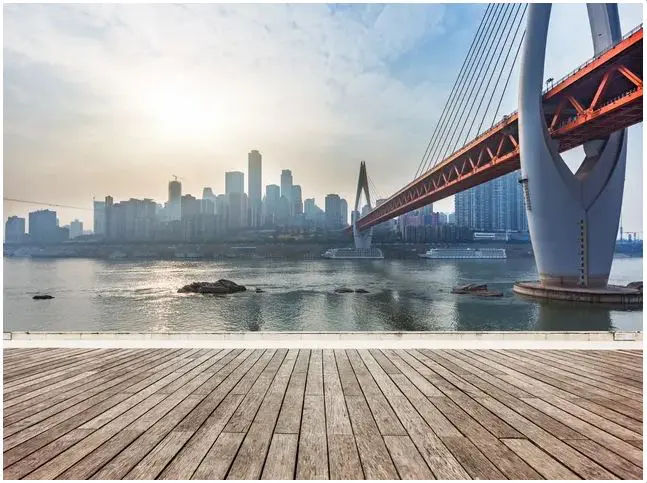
[352,161,373,249]
[515,3,639,304]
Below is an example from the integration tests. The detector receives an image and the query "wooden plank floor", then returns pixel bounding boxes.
[3,348,643,480]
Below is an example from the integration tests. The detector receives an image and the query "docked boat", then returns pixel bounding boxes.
[420,247,507,259]
[322,247,384,259]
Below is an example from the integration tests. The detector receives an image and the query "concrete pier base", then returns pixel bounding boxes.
[513,280,642,306]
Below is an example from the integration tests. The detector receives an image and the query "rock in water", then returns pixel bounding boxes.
[334,287,354,293]
[33,295,54,300]
[178,279,247,294]
[355,288,369,293]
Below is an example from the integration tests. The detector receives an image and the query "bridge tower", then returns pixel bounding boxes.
[517,4,628,291]
[352,161,373,249]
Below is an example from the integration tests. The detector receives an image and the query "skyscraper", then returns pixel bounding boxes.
[225,171,244,195]
[28,209,59,243]
[292,185,303,216]
[325,194,341,229]
[264,184,281,225]
[340,198,348,227]
[280,170,293,203]
[93,200,106,235]
[5,216,25,243]
[168,178,182,221]
[248,150,262,227]
[69,220,83,239]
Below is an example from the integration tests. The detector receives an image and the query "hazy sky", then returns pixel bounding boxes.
[3,3,643,232]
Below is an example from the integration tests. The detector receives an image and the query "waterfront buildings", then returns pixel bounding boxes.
[29,209,59,243]
[5,216,25,243]
[454,170,528,232]
[69,219,83,239]
[93,201,106,235]
[225,171,244,195]
[168,178,182,221]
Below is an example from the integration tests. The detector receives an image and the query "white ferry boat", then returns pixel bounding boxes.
[322,247,384,259]
[420,247,507,259]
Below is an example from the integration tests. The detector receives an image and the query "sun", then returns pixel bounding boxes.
[142,79,218,140]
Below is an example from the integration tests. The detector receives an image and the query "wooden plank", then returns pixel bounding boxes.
[520,397,643,467]
[344,395,398,480]
[334,349,362,396]
[367,349,400,375]
[429,395,541,479]
[296,394,328,479]
[62,351,255,480]
[226,350,298,479]
[89,350,260,480]
[473,393,617,479]
[501,438,579,480]
[261,433,298,480]
[3,349,192,452]
[192,432,245,480]
[383,435,433,480]
[157,393,245,480]
[274,350,310,434]
[563,438,643,480]
[224,349,287,433]
[345,350,406,436]
[328,434,364,480]
[305,349,323,396]
[381,349,444,397]
[440,436,506,480]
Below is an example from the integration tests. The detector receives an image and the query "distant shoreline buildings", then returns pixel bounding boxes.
[5,150,538,245]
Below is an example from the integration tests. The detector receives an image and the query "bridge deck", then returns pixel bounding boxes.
[3,348,643,480]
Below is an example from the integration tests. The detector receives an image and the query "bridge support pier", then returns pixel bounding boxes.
[353,161,374,250]
[514,3,639,304]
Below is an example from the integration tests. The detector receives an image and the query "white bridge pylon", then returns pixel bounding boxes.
[352,161,373,249]
[518,3,627,288]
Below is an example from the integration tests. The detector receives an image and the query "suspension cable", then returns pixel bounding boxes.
[425,3,510,171]
[413,3,494,179]
[461,3,525,145]
[477,5,527,134]
[419,3,504,176]
[443,3,516,160]
[491,30,526,127]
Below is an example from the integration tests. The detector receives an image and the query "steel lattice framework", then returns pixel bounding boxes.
[354,25,642,232]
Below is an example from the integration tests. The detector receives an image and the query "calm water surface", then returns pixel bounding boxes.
[3,257,643,332]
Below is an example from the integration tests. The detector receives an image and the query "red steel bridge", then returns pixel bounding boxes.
[354,25,642,231]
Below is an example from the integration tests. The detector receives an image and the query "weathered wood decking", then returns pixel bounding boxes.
[3,348,643,480]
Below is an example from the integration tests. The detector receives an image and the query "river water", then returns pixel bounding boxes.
[3,257,643,332]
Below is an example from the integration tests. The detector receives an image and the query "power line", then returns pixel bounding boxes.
[3,198,93,211]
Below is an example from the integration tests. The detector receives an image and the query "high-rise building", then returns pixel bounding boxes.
[304,198,317,219]
[264,184,281,225]
[292,185,303,216]
[168,179,182,221]
[225,171,244,195]
[29,209,58,243]
[248,150,262,227]
[106,198,157,241]
[325,194,341,229]
[5,216,25,243]
[454,170,527,232]
[69,219,83,239]
[280,170,293,203]
[93,200,106,235]
[202,187,216,200]
[227,192,248,229]
[340,198,348,227]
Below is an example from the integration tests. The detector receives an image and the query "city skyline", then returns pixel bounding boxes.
[3,3,644,232]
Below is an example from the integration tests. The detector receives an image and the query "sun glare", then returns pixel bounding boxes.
[142,79,218,140]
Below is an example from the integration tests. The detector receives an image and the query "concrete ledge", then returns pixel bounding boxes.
[3,331,642,350]
[514,281,643,305]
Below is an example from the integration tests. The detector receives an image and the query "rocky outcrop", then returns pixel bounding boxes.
[178,279,246,294]
[33,294,54,300]
[334,287,354,293]
[354,289,369,293]
[452,284,503,298]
